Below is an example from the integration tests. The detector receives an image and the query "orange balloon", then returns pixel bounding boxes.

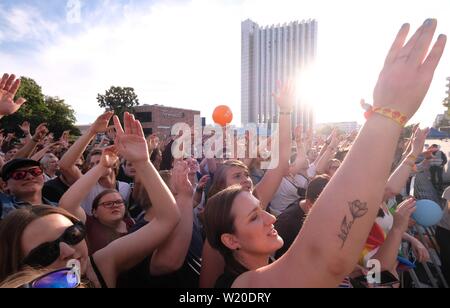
[213,105,233,126]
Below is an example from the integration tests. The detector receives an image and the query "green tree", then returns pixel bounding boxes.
[45,96,80,138]
[0,77,80,138]
[97,86,140,121]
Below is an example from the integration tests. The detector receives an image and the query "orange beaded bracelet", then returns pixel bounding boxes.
[361,101,408,127]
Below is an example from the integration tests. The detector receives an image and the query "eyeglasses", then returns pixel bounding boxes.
[20,268,81,289]
[8,167,43,181]
[22,222,86,268]
[98,200,125,209]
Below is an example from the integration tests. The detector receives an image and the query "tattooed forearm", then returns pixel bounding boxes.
[338,200,369,248]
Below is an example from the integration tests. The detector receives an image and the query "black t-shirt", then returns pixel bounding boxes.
[117,165,134,184]
[215,262,249,289]
[117,216,202,288]
[274,202,306,260]
[215,270,240,289]
[42,176,70,204]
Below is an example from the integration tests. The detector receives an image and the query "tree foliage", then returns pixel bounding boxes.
[97,86,139,122]
[0,77,80,138]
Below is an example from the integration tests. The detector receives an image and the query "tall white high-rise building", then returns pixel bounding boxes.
[241,19,318,128]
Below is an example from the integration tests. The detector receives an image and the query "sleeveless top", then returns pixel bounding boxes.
[90,255,108,289]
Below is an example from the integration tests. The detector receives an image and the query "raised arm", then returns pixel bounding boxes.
[193,174,209,207]
[93,112,180,287]
[234,21,446,288]
[289,126,308,175]
[254,82,293,209]
[384,126,429,200]
[13,123,48,159]
[59,147,118,223]
[31,142,61,162]
[58,112,113,184]
[150,161,194,276]
[315,130,340,174]
[18,121,32,143]
[0,74,26,119]
[369,198,416,272]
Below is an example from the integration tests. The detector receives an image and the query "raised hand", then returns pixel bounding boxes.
[100,146,119,169]
[274,80,295,112]
[329,129,340,149]
[60,130,70,147]
[19,121,31,136]
[172,160,194,198]
[32,123,49,143]
[393,198,416,233]
[411,126,430,156]
[373,20,446,120]
[113,112,149,163]
[0,74,27,117]
[197,174,210,191]
[90,112,114,134]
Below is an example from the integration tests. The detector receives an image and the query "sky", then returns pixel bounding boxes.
[0,0,449,127]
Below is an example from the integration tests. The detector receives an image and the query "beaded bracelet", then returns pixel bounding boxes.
[361,101,408,127]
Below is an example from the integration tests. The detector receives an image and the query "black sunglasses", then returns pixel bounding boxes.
[22,222,86,268]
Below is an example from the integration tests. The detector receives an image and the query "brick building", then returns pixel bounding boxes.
[133,104,201,138]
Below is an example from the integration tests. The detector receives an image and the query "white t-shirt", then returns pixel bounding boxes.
[376,207,394,236]
[440,187,450,230]
[269,174,309,217]
[80,181,131,215]
[43,173,58,183]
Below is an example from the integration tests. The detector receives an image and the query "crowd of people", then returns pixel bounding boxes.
[0,20,449,288]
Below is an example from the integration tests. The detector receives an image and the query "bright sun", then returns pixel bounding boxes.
[296,63,365,124]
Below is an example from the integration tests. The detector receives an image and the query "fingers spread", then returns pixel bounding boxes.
[113,115,125,135]
[407,19,438,66]
[9,79,21,96]
[0,73,9,89]
[4,74,16,91]
[421,34,447,76]
[384,23,410,65]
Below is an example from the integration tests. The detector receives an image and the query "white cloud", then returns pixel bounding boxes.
[0,0,449,127]
[0,5,59,44]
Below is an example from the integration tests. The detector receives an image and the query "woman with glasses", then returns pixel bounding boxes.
[59,147,134,254]
[0,113,180,287]
[0,267,83,289]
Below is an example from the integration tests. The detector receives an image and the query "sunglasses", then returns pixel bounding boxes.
[8,167,43,181]
[98,200,125,209]
[22,222,86,268]
[20,268,81,289]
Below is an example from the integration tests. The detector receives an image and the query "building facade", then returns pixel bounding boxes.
[316,121,360,134]
[241,19,318,129]
[133,104,200,138]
